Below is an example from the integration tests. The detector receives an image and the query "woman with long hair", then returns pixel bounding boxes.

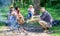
[14,7,25,25]
[13,7,26,34]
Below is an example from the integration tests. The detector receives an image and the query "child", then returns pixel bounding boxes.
[27,5,35,19]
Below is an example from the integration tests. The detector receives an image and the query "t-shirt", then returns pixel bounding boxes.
[40,11,53,23]
[28,8,34,14]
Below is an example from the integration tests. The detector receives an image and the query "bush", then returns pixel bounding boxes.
[54,3,60,9]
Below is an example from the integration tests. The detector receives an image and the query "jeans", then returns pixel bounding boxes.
[9,15,20,30]
[27,12,32,19]
[0,15,20,30]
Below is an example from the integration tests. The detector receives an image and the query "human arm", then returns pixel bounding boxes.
[40,12,47,20]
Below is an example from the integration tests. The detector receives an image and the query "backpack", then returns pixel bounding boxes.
[52,20,60,26]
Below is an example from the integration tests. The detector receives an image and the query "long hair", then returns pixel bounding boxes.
[15,7,20,14]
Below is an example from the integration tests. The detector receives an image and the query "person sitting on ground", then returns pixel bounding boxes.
[7,6,14,20]
[27,5,35,19]
[0,6,19,30]
[14,7,26,33]
[13,7,25,25]
[0,6,14,26]
[8,7,19,30]
[39,7,53,32]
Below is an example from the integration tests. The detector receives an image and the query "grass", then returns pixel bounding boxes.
[46,7,60,36]
[46,7,60,20]
[0,7,60,36]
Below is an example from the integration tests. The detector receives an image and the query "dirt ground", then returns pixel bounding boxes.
[0,26,51,36]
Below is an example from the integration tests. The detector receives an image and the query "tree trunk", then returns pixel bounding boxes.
[34,0,40,15]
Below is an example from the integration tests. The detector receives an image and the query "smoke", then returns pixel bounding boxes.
[0,0,12,7]
[0,8,6,21]
[0,11,4,21]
